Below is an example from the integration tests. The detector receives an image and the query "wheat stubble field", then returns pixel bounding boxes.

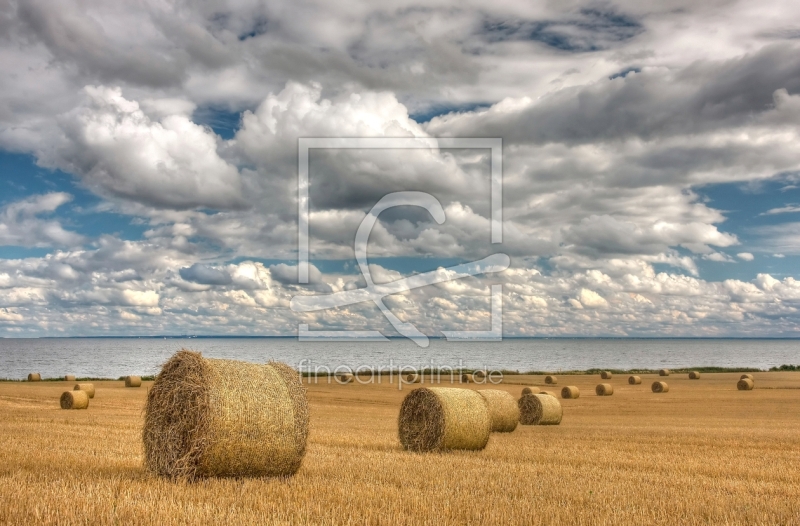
[1,372,799,525]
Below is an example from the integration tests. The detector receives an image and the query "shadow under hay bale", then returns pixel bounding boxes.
[74,383,95,399]
[628,375,642,385]
[600,371,612,380]
[544,375,557,385]
[27,373,41,382]
[477,390,519,433]
[125,376,142,387]
[518,393,562,425]
[398,387,490,452]
[652,381,669,393]
[60,390,89,410]
[143,350,309,479]
[737,378,754,391]
[596,383,613,396]
[689,371,701,380]
[740,374,754,381]
[659,369,670,377]
[561,386,580,399]
[521,386,540,396]
[64,375,76,382]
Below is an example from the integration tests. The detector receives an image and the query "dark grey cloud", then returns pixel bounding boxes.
[179,263,232,285]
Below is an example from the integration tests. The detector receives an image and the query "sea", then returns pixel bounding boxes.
[1,338,799,379]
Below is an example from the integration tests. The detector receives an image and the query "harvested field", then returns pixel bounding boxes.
[1,372,800,524]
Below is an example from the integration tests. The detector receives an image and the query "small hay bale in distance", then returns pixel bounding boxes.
[521,386,541,396]
[658,369,670,377]
[64,375,76,381]
[544,375,558,385]
[652,381,669,393]
[335,373,353,384]
[74,383,95,398]
[461,373,473,384]
[740,374,754,381]
[518,393,562,425]
[60,390,89,410]
[737,378,754,391]
[477,389,519,433]
[125,375,142,387]
[561,386,580,399]
[596,383,613,396]
[404,372,420,384]
[600,371,612,380]
[473,370,487,380]
[688,371,701,380]
[398,387,491,452]
[27,373,41,382]
[143,350,309,479]
[628,375,642,385]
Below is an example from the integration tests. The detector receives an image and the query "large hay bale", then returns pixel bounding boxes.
[688,371,701,380]
[143,350,309,479]
[740,374,754,381]
[125,375,142,387]
[27,373,41,382]
[652,381,669,393]
[477,390,519,433]
[461,373,473,384]
[658,369,670,377]
[561,386,580,399]
[737,378,754,391]
[600,371,612,380]
[398,387,491,452]
[518,393,562,425]
[544,375,557,385]
[521,386,541,396]
[74,383,95,399]
[595,383,613,396]
[64,375,76,381]
[335,373,353,384]
[628,375,642,385]
[60,390,89,410]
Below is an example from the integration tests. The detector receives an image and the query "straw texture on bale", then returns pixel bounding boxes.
[461,373,473,384]
[143,350,309,479]
[561,386,580,399]
[652,381,669,393]
[596,383,613,396]
[544,375,557,385]
[477,390,519,433]
[60,390,89,410]
[64,375,76,381]
[125,375,142,387]
[659,369,670,377]
[689,371,701,379]
[740,374,754,381]
[539,390,555,397]
[74,383,95,399]
[737,378,754,391]
[398,387,491,452]
[27,373,41,382]
[628,375,642,385]
[600,371,612,380]
[518,393,562,425]
[521,386,541,396]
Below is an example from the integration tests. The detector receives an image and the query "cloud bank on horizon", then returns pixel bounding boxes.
[1,0,800,337]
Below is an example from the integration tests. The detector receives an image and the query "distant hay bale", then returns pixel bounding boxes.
[60,390,89,410]
[477,390,519,433]
[689,371,701,379]
[74,383,95,399]
[740,374,754,381]
[628,375,642,385]
[544,375,557,385]
[143,350,309,479]
[473,370,487,380]
[335,373,353,384]
[658,369,670,377]
[652,381,669,393]
[737,378,754,391]
[27,373,41,382]
[398,387,491,452]
[125,375,142,387]
[461,373,473,384]
[561,386,580,399]
[539,390,555,397]
[518,393,562,425]
[595,383,613,396]
[404,373,420,384]
[64,375,76,381]
[521,386,541,396]
[600,371,612,380]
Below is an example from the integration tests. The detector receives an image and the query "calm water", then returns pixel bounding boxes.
[1,338,799,379]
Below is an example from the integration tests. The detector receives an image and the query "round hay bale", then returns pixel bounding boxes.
[473,370,487,380]
[398,387,491,452]
[404,373,420,384]
[521,386,541,396]
[539,390,555,397]
[658,369,670,377]
[477,389,519,433]
[335,373,353,384]
[740,374,754,381]
[143,350,309,479]
[27,373,41,382]
[64,375,76,382]
[461,373,473,384]
[544,375,557,385]
[125,375,142,387]
[737,378,754,391]
[688,371,701,380]
[652,381,669,393]
[74,383,95,398]
[628,375,642,385]
[600,371,612,380]
[60,390,89,410]
[518,393,562,425]
[595,383,613,396]
[561,386,580,399]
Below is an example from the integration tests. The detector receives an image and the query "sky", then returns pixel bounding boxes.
[1,0,800,338]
